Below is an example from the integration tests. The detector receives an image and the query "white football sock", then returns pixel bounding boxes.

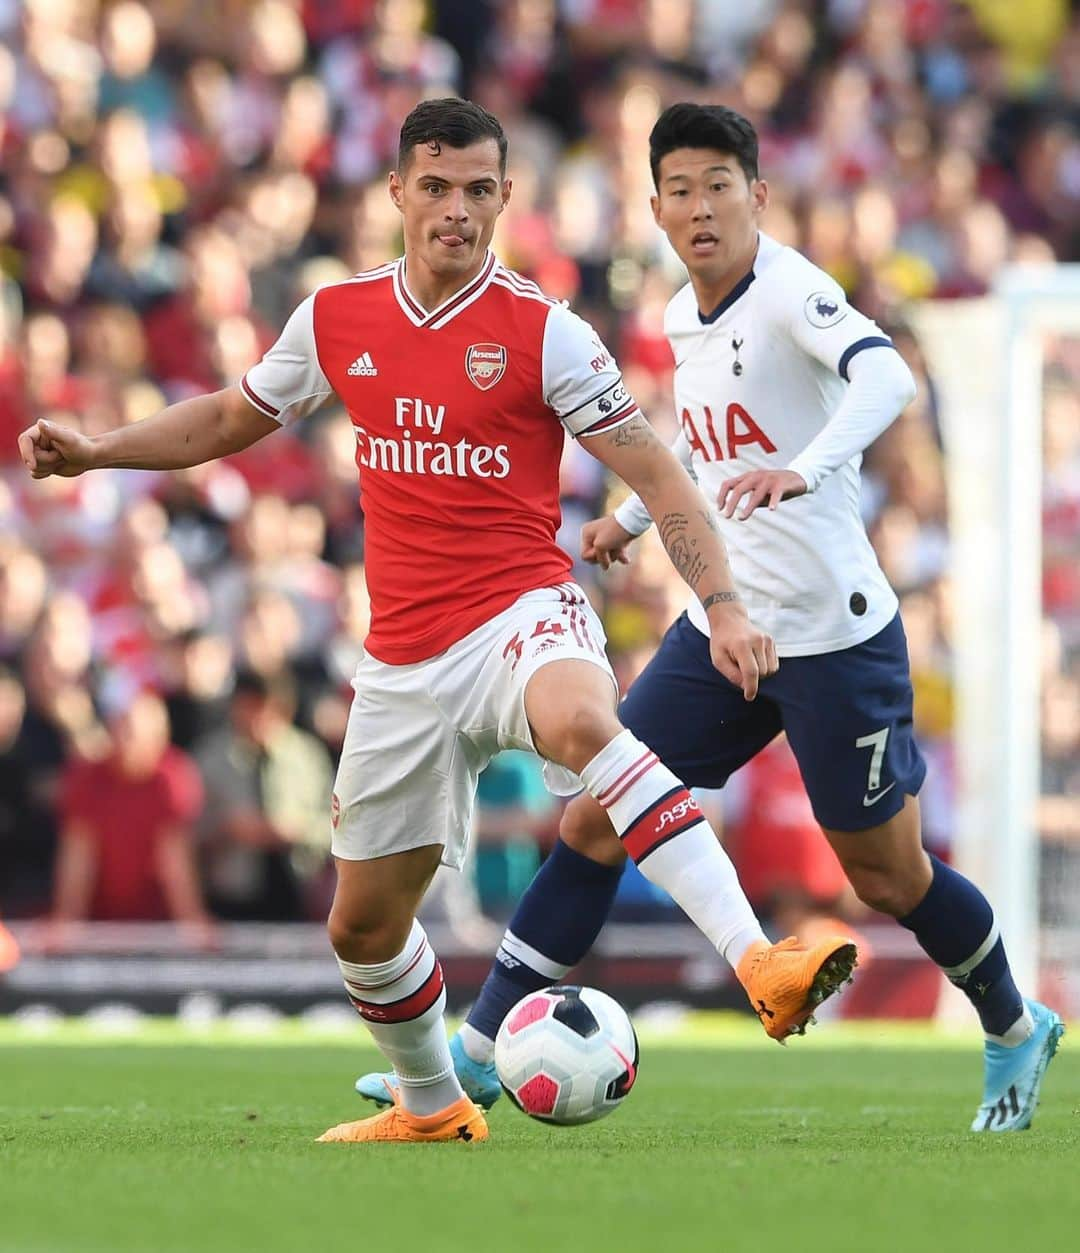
[579,729,766,967]
[458,1021,496,1064]
[337,919,464,1116]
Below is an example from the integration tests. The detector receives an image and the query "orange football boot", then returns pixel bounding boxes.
[737,935,858,1042]
[317,1085,488,1145]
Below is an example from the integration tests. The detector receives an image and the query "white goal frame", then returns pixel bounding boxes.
[913,264,1080,997]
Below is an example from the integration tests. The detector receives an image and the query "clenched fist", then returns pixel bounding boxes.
[18,419,97,479]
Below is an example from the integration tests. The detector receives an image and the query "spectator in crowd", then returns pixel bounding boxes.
[85,181,184,312]
[0,542,49,663]
[193,669,332,921]
[161,627,235,750]
[50,687,211,942]
[0,664,56,915]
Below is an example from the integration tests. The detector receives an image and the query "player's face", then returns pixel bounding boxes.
[651,148,767,286]
[390,139,510,284]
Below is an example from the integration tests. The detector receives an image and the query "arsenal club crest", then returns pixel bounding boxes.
[466,343,507,390]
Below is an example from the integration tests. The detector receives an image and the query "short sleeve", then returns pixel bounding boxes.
[541,303,641,438]
[241,293,335,425]
[777,264,894,381]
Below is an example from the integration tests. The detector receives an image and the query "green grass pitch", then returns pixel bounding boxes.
[3,1017,1078,1253]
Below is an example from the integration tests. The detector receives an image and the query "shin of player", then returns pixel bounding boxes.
[527,667,768,961]
[326,850,469,1119]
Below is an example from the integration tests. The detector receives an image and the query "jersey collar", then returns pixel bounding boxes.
[393,251,498,329]
[697,268,756,324]
[696,234,761,324]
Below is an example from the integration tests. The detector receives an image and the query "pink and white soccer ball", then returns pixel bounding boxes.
[494,985,639,1125]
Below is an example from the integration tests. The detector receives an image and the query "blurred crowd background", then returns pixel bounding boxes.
[0,0,1078,961]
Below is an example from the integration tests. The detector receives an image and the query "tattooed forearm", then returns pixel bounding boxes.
[658,512,708,587]
[657,512,689,546]
[669,541,707,586]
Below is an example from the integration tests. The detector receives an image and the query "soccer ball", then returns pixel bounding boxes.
[494,985,639,1125]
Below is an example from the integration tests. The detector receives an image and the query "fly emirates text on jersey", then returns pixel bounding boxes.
[353,395,512,481]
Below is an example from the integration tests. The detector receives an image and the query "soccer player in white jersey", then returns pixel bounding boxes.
[17,98,861,1145]
[359,102,1064,1133]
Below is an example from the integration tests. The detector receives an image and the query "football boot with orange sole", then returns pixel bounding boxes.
[317,1084,488,1144]
[736,935,858,1042]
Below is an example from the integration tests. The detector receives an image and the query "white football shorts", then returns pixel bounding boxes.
[330,582,616,869]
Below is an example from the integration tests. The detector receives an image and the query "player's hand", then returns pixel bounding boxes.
[17,418,97,479]
[717,469,807,520]
[581,516,635,570]
[705,602,779,701]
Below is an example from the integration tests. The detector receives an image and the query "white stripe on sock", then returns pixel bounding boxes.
[338,923,434,1004]
[499,929,571,982]
[941,921,1000,980]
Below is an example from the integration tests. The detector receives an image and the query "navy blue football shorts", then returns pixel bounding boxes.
[617,611,927,833]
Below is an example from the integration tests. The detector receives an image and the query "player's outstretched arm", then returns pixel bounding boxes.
[18,385,280,479]
[586,415,778,699]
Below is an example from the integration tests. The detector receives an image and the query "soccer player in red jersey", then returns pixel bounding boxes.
[19,99,854,1144]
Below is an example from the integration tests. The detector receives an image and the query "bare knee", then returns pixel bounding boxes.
[826,799,932,918]
[544,702,621,775]
[327,845,442,963]
[327,902,412,964]
[844,858,931,918]
[560,793,626,868]
[526,661,620,775]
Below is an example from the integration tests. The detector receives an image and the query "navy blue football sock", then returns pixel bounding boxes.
[465,839,623,1042]
[898,854,1025,1036]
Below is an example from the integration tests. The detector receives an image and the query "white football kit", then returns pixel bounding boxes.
[615,232,916,656]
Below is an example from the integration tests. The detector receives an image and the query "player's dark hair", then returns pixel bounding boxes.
[398,97,508,174]
[649,103,759,187]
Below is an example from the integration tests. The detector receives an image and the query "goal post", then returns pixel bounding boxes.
[912,264,1080,1000]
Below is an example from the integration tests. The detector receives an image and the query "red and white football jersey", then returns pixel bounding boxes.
[242,252,639,663]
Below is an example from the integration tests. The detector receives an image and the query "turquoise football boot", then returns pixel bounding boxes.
[971,999,1065,1132]
[355,1032,502,1111]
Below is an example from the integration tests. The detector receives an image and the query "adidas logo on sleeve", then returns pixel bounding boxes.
[348,352,378,377]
